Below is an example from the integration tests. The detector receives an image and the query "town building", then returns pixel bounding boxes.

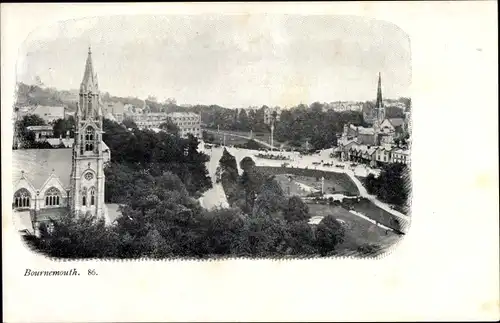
[26,125,54,141]
[19,105,67,124]
[391,148,411,165]
[334,73,411,167]
[127,112,169,129]
[12,47,119,236]
[167,112,201,138]
[102,101,125,122]
[263,106,281,125]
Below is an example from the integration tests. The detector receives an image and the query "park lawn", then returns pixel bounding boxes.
[308,203,402,252]
[203,128,288,147]
[274,174,318,197]
[350,199,410,233]
[256,166,360,196]
[293,175,351,195]
[209,134,249,146]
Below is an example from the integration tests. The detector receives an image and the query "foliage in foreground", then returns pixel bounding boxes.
[24,176,346,259]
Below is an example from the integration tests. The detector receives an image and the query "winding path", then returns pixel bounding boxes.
[198,142,229,210]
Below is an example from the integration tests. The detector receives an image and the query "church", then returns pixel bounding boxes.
[334,73,410,165]
[12,47,120,235]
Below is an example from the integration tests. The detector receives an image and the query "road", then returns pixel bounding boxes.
[203,128,278,150]
[198,142,229,210]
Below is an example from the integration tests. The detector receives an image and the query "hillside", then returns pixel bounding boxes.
[15,82,79,111]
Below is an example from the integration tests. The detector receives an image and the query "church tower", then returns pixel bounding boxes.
[70,47,106,219]
[374,72,385,132]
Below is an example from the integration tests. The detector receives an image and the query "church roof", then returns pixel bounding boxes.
[358,127,375,135]
[12,148,73,190]
[388,118,405,127]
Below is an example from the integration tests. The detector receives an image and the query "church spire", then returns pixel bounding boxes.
[376,72,383,110]
[81,46,96,92]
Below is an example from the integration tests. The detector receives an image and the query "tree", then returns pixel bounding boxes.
[122,117,138,129]
[241,215,289,256]
[285,221,316,255]
[371,163,409,206]
[15,114,47,148]
[102,118,212,197]
[219,149,238,179]
[239,156,256,172]
[253,176,286,218]
[315,215,345,256]
[283,196,311,223]
[199,208,247,256]
[159,119,180,135]
[52,117,75,138]
[238,109,250,131]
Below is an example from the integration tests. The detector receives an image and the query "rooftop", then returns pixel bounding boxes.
[26,125,53,131]
[168,112,200,118]
[12,148,73,189]
[388,118,405,127]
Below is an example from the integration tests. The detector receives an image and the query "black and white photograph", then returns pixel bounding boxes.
[11,14,412,259]
[3,2,499,323]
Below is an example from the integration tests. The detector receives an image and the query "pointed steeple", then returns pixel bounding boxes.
[376,72,383,110]
[81,46,96,92]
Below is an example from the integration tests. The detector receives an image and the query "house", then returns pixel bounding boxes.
[374,145,393,165]
[26,125,54,141]
[391,148,410,165]
[27,105,66,123]
[346,144,377,167]
[263,106,281,125]
[167,112,201,138]
[379,118,405,134]
[103,101,125,122]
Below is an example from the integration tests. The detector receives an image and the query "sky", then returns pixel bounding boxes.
[17,15,411,109]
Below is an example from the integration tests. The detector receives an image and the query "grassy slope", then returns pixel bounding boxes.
[256,166,360,196]
[308,204,402,252]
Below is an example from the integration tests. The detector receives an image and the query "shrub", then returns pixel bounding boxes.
[315,215,345,256]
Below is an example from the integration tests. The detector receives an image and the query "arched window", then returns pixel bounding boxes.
[90,187,96,206]
[85,127,95,152]
[44,187,61,207]
[82,187,87,206]
[85,127,94,141]
[13,188,31,208]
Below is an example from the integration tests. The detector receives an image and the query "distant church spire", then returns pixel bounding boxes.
[375,72,385,125]
[376,72,383,110]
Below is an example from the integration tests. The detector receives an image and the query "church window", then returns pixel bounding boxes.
[85,127,94,141]
[82,187,87,206]
[14,188,31,208]
[85,127,95,152]
[84,172,94,181]
[44,187,61,207]
[90,187,96,205]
